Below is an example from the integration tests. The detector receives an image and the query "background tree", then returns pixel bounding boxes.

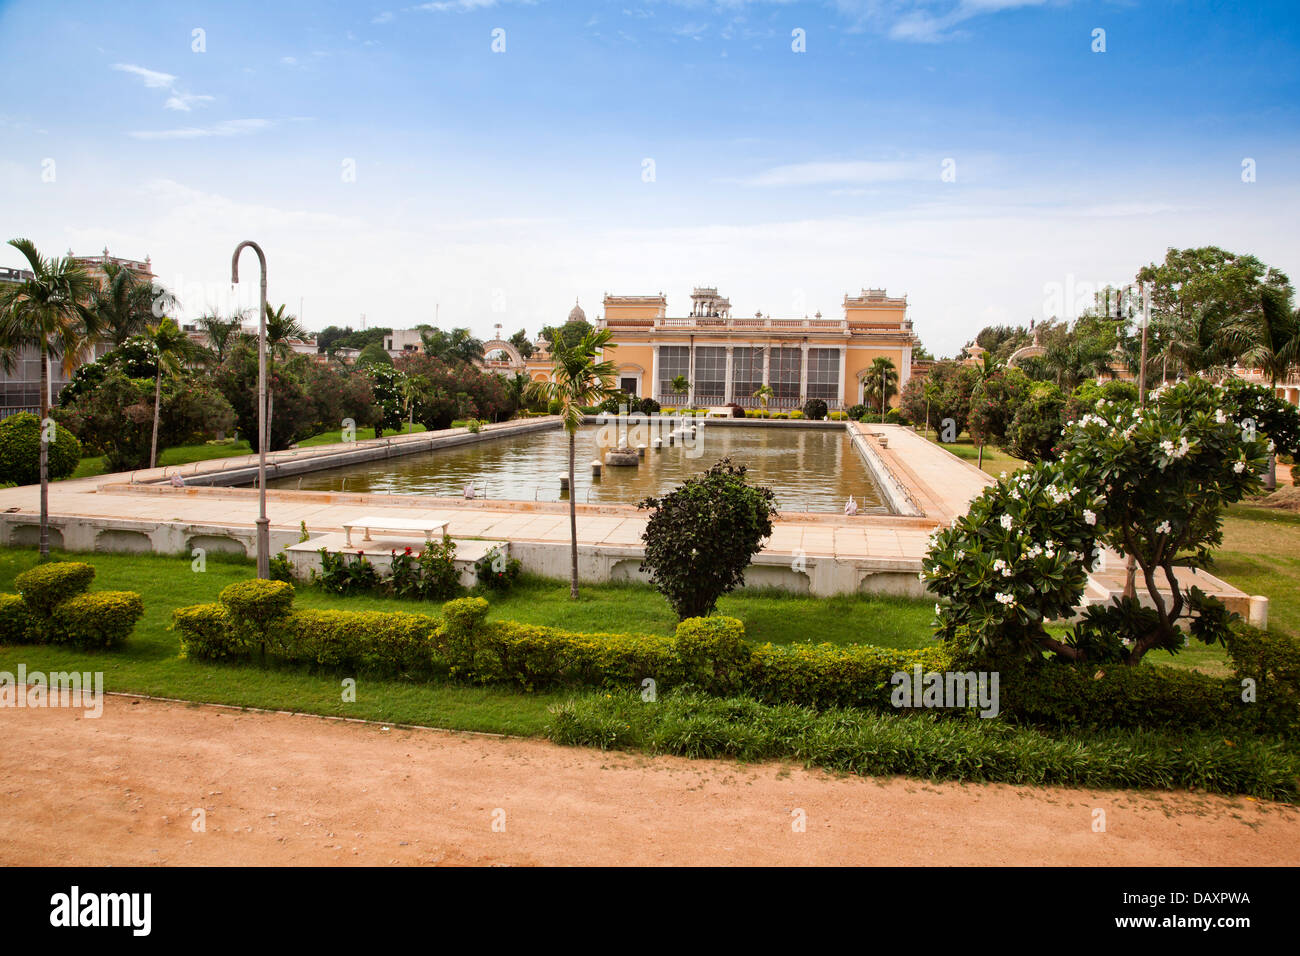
[0,238,99,557]
[264,303,307,447]
[508,329,535,359]
[196,312,245,366]
[420,327,484,365]
[525,328,618,599]
[144,317,197,468]
[89,260,176,347]
[357,342,392,367]
[861,356,899,414]
[670,374,690,407]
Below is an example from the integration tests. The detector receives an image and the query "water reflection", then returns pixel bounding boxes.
[270,423,887,514]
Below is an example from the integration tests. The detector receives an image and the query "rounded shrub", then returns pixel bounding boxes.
[173,603,241,660]
[49,591,144,649]
[847,403,867,421]
[801,398,828,421]
[15,561,95,617]
[219,579,295,626]
[0,412,82,486]
[0,593,35,644]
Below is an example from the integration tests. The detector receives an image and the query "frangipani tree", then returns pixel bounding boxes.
[923,379,1269,666]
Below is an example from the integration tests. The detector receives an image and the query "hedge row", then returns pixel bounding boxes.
[172,582,1300,734]
[2,561,144,650]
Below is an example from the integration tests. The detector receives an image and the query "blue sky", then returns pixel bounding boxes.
[2,0,1299,355]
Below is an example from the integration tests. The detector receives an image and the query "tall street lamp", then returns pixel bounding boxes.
[231,240,271,579]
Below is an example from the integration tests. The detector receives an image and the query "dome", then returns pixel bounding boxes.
[568,298,586,323]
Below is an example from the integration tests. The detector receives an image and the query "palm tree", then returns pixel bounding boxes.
[862,357,899,415]
[525,328,618,599]
[1240,285,1300,488]
[145,317,197,468]
[421,327,485,365]
[0,239,100,558]
[1044,340,1116,390]
[670,374,690,408]
[752,383,774,413]
[197,312,245,366]
[89,260,177,347]
[263,303,307,448]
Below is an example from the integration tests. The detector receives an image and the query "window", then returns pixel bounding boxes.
[806,348,840,402]
[731,346,763,400]
[658,346,689,398]
[770,347,802,401]
[619,376,639,396]
[694,347,726,402]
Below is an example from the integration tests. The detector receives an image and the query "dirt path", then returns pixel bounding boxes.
[1,695,1296,866]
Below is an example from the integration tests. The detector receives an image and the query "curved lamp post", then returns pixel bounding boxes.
[231,241,271,579]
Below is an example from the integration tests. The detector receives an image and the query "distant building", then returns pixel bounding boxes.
[383,329,424,355]
[531,286,918,410]
[0,249,154,417]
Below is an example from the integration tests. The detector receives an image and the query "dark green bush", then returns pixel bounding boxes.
[474,546,521,591]
[0,412,81,486]
[1228,625,1300,736]
[174,603,241,660]
[674,616,752,693]
[801,398,828,421]
[0,593,35,644]
[49,591,144,649]
[15,561,96,617]
[846,403,867,421]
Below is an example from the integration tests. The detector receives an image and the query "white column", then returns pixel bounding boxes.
[724,346,734,403]
[762,347,770,387]
[651,346,659,401]
[687,342,696,407]
[899,343,912,390]
[799,342,809,403]
[836,346,846,407]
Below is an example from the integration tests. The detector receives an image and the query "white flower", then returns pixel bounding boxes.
[918,570,927,582]
[1044,547,1056,558]
[1215,409,1227,424]
[1233,461,1246,474]
[934,603,943,616]
[995,592,1015,606]
[999,514,1013,530]
[1083,509,1096,526]
[1268,440,1276,453]
[1156,520,1171,535]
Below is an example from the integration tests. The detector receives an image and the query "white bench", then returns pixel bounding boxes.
[343,516,448,548]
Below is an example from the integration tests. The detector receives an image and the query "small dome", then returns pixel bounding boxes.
[568,298,586,323]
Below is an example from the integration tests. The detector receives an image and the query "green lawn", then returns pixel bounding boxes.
[296,422,425,447]
[921,433,1026,475]
[71,438,253,479]
[0,549,936,736]
[0,497,1290,732]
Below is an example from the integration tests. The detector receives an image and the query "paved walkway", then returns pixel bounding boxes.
[0,423,991,563]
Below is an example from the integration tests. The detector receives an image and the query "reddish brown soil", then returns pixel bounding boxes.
[1,695,1296,866]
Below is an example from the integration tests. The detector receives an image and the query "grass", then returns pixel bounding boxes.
[70,438,252,479]
[0,548,937,738]
[920,432,1026,475]
[549,690,1300,800]
[296,422,425,447]
[0,548,560,735]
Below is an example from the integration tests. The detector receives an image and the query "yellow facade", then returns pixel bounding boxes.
[547,287,919,409]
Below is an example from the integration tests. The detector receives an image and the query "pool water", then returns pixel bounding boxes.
[271,422,887,514]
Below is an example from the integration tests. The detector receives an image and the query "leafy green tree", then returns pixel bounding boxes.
[1240,285,1300,388]
[862,356,899,414]
[88,260,177,347]
[540,318,594,355]
[508,329,535,359]
[357,342,392,367]
[1004,381,1066,462]
[420,327,484,365]
[144,317,197,468]
[924,379,1269,666]
[638,459,778,620]
[1137,246,1292,377]
[670,374,690,407]
[0,238,100,557]
[196,312,245,365]
[969,366,1030,463]
[525,328,619,598]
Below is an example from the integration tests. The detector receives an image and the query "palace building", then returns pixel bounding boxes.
[571,286,916,410]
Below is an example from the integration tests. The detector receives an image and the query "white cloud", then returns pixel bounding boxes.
[165,93,216,112]
[372,11,395,23]
[111,63,176,89]
[127,119,273,140]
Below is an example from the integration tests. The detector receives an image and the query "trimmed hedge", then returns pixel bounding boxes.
[15,561,95,616]
[0,412,81,486]
[2,560,143,649]
[0,593,35,644]
[49,591,145,649]
[169,587,1299,736]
